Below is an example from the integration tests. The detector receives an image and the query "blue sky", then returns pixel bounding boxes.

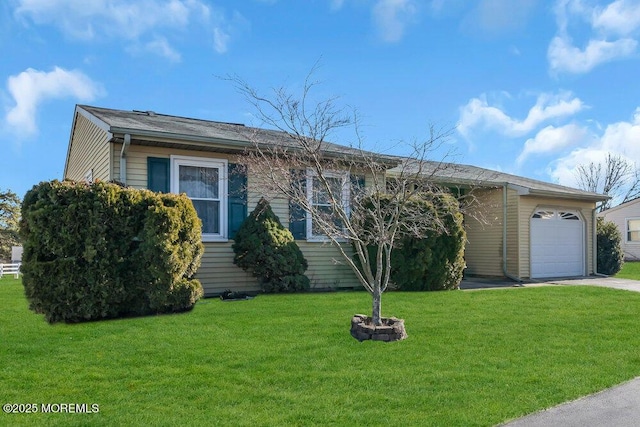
[2,0,640,199]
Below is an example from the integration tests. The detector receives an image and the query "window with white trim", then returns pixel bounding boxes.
[532,210,554,219]
[171,156,227,242]
[627,218,640,243]
[560,212,580,220]
[306,170,350,240]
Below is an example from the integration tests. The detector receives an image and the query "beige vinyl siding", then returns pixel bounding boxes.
[464,188,504,276]
[114,143,248,186]
[505,188,520,277]
[518,196,596,278]
[65,113,111,182]
[117,144,361,294]
[297,242,360,289]
[195,243,257,296]
[599,200,640,261]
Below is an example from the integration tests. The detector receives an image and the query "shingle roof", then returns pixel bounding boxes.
[77,104,608,202]
[597,195,640,215]
[395,158,608,201]
[77,104,378,159]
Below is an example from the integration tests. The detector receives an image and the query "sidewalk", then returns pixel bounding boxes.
[476,276,640,427]
[500,377,640,427]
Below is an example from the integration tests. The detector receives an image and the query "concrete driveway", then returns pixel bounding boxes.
[500,377,640,427]
[463,276,640,427]
[460,275,640,293]
[549,276,640,293]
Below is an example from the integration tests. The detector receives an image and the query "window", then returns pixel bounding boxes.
[560,212,580,220]
[532,210,554,219]
[306,170,350,240]
[627,218,640,243]
[171,156,227,242]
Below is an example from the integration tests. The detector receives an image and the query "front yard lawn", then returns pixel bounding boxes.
[2,276,640,426]
[615,261,640,280]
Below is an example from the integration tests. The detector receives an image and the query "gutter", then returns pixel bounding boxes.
[120,134,130,185]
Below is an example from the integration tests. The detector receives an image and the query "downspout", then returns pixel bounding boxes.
[120,134,131,185]
[503,184,523,282]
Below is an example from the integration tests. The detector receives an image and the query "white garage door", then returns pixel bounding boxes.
[530,210,584,278]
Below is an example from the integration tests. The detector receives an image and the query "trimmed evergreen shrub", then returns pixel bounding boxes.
[19,180,204,323]
[233,197,309,292]
[597,217,624,275]
[355,191,466,291]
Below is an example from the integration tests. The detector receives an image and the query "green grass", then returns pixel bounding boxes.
[616,261,640,280]
[2,276,640,426]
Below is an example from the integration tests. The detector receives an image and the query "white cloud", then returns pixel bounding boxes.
[146,37,182,62]
[213,28,230,54]
[458,91,584,138]
[372,0,419,42]
[549,108,640,188]
[4,67,104,137]
[548,34,637,74]
[592,0,640,36]
[13,0,240,58]
[516,123,589,165]
[127,36,182,62]
[14,0,204,39]
[549,0,640,74]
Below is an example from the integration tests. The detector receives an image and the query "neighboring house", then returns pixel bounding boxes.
[64,105,607,295]
[598,198,640,261]
[11,246,23,264]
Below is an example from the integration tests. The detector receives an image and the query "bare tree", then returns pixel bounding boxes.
[0,189,21,262]
[227,71,462,326]
[575,153,640,211]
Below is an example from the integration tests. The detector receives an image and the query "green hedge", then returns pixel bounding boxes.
[356,192,466,291]
[597,217,624,276]
[233,197,309,292]
[20,180,204,323]
[391,192,466,290]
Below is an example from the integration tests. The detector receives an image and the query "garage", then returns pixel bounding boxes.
[530,209,584,278]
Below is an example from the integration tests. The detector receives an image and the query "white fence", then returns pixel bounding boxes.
[0,263,21,279]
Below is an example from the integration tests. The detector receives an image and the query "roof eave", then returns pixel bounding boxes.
[526,189,609,202]
[430,176,608,202]
[109,127,251,151]
[109,127,399,166]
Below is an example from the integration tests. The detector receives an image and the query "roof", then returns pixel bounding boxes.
[75,104,607,202]
[393,158,608,202]
[598,196,640,216]
[76,104,385,161]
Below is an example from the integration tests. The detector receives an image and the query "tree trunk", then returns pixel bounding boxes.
[371,286,382,326]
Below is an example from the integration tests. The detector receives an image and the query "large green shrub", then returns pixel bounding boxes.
[355,191,466,291]
[597,217,624,275]
[232,197,309,292]
[20,180,204,323]
[393,193,466,290]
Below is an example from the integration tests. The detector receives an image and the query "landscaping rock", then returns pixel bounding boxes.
[350,314,407,342]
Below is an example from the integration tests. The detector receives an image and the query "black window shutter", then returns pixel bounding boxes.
[289,169,307,240]
[147,157,170,193]
[228,163,247,239]
[350,174,365,198]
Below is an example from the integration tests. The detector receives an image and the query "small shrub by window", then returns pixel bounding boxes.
[233,197,309,292]
[19,180,204,323]
[597,217,624,275]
